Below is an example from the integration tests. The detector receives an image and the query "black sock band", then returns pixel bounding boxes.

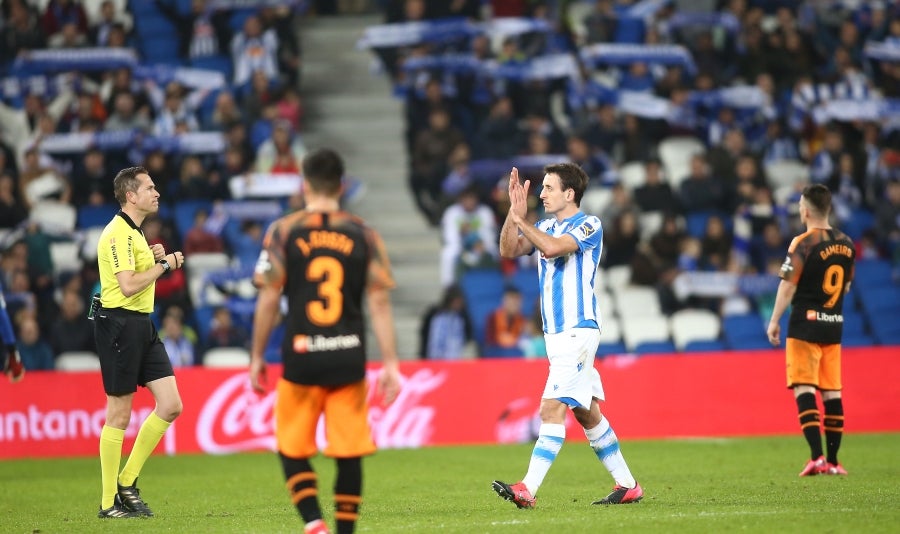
[823,398,844,465]
[334,457,362,534]
[796,392,823,459]
[280,453,322,524]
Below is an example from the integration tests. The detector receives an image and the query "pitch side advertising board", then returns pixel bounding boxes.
[1,348,897,459]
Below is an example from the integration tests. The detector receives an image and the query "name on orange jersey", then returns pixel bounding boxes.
[818,244,853,261]
[295,231,355,257]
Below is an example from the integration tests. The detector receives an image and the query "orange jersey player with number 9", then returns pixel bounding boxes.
[767,184,855,477]
[249,148,401,534]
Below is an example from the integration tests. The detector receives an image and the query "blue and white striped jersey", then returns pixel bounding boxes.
[533,211,603,334]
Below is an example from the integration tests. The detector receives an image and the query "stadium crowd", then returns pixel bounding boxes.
[0,0,308,370]
[367,0,900,357]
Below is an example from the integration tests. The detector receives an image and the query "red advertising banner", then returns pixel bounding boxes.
[0,347,898,459]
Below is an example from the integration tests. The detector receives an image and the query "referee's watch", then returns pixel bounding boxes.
[158,259,171,272]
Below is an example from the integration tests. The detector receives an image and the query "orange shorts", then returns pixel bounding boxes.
[785,338,842,390]
[275,378,376,459]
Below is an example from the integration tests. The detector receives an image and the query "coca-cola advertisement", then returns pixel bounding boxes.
[0,348,897,459]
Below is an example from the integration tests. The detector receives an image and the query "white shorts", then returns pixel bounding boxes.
[542,328,604,410]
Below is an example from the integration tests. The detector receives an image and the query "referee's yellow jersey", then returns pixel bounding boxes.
[97,212,156,313]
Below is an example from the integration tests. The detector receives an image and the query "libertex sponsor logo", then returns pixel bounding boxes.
[293,334,361,353]
[196,368,447,454]
[806,310,843,322]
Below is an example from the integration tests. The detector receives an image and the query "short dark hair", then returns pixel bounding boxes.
[801,183,831,218]
[302,148,344,196]
[113,166,148,206]
[543,162,589,206]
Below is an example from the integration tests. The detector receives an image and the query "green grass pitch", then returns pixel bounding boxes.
[1,433,897,533]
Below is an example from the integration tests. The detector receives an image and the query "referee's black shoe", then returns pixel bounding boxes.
[98,495,142,518]
[117,478,154,516]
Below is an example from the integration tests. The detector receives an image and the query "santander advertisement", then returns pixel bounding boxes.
[0,347,898,459]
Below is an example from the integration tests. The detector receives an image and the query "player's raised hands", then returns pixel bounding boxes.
[508,167,531,222]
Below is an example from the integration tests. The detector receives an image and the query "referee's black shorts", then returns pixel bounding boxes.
[94,307,174,395]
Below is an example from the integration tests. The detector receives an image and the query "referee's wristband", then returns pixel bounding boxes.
[158,259,171,272]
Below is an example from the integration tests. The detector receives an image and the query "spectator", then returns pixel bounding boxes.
[259,6,302,87]
[875,179,900,256]
[599,183,639,234]
[70,148,111,206]
[411,107,466,224]
[678,154,726,214]
[161,310,196,367]
[49,289,94,355]
[103,92,151,133]
[1,2,47,66]
[183,208,225,255]
[224,218,264,269]
[205,305,249,351]
[603,211,640,268]
[518,303,546,359]
[418,284,474,360]
[750,220,789,274]
[439,185,498,287]
[16,316,55,371]
[0,173,28,229]
[153,0,231,60]
[633,158,679,213]
[476,97,520,159]
[231,15,279,86]
[441,142,474,202]
[648,212,685,271]
[0,90,74,171]
[89,0,132,47]
[48,20,88,48]
[151,83,202,136]
[255,119,306,173]
[41,0,88,45]
[205,90,244,132]
[483,286,526,357]
[240,70,276,126]
[700,215,733,271]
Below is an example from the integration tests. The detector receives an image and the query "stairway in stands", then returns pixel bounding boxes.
[297,13,441,360]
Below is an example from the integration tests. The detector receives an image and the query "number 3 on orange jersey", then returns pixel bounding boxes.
[307,256,344,326]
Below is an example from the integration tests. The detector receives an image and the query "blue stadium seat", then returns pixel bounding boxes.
[597,341,627,356]
[853,259,893,289]
[509,269,539,316]
[460,269,506,301]
[841,311,865,337]
[77,204,119,229]
[683,339,727,352]
[134,14,177,39]
[173,200,213,238]
[129,0,165,16]
[858,286,900,317]
[482,346,522,358]
[722,314,770,350]
[634,340,677,354]
[843,209,875,241]
[842,334,875,347]
[868,312,900,345]
[194,306,216,341]
[140,36,183,64]
[684,211,731,239]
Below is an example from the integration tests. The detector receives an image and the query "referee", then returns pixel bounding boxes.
[94,166,185,519]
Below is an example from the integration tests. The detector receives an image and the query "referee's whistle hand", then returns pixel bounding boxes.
[151,243,166,261]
